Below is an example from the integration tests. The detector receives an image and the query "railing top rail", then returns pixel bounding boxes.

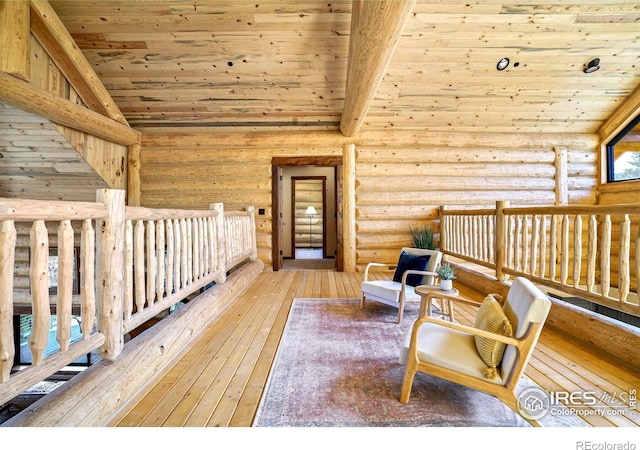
[503,203,640,216]
[441,203,640,217]
[0,197,108,221]
[224,210,252,217]
[125,206,219,221]
[441,208,495,216]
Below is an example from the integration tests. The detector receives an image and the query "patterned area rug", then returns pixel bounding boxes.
[253,298,586,427]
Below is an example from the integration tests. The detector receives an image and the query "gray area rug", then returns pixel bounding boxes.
[253,298,586,427]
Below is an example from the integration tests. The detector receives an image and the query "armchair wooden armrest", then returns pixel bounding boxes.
[408,314,540,359]
[363,262,395,281]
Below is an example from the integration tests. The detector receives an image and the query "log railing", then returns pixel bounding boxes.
[440,201,640,318]
[0,190,257,406]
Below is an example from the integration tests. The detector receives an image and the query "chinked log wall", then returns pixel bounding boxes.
[140,132,599,271]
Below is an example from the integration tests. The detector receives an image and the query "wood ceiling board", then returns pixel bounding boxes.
[48,0,640,134]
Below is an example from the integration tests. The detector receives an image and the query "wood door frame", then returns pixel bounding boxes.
[272,156,343,271]
[291,176,327,255]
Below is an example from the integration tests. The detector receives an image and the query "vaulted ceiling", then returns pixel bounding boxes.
[49,0,640,136]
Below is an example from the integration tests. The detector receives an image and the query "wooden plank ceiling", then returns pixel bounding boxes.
[48,0,640,135]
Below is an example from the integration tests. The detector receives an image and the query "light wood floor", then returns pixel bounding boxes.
[109,269,640,427]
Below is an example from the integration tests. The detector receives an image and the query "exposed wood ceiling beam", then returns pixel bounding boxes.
[0,72,140,146]
[29,0,128,126]
[599,84,640,144]
[340,0,416,137]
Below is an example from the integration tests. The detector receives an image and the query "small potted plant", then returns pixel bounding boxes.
[436,263,455,291]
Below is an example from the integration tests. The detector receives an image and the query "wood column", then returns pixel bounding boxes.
[127,143,141,206]
[0,220,16,382]
[246,206,258,261]
[554,146,568,205]
[343,143,357,271]
[211,202,226,284]
[340,0,416,137]
[96,189,126,360]
[0,0,30,80]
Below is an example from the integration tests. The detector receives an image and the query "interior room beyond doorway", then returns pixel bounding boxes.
[282,166,336,269]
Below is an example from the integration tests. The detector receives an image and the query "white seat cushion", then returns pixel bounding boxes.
[399,322,504,385]
[361,280,420,305]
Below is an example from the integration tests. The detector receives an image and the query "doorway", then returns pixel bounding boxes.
[272,156,344,271]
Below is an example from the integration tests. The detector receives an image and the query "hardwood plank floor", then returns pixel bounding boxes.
[110,269,640,428]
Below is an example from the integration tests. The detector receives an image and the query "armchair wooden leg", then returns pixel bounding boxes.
[360,294,365,309]
[400,368,416,403]
[397,307,403,323]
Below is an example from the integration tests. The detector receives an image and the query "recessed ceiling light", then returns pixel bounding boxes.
[584,58,600,73]
[497,58,509,71]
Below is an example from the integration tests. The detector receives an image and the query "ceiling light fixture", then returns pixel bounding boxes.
[584,58,600,74]
[496,58,509,71]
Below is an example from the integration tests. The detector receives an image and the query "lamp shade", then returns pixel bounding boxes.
[304,206,317,216]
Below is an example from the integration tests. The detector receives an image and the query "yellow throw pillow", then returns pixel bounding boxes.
[474,294,513,379]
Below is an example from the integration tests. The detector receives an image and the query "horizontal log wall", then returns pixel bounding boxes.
[140,131,599,270]
[354,135,599,269]
[140,133,343,266]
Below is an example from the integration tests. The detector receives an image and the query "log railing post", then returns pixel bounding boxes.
[246,206,258,261]
[495,201,509,281]
[96,189,126,360]
[29,220,50,365]
[211,202,226,284]
[439,205,446,253]
[0,220,17,382]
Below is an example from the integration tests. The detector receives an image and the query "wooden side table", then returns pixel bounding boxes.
[414,285,459,322]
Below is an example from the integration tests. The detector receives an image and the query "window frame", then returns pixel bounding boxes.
[606,113,640,183]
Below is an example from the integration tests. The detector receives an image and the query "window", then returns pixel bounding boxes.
[607,113,640,182]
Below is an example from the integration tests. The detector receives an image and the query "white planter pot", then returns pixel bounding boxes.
[440,279,453,291]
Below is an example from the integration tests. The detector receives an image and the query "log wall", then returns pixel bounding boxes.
[140,131,599,270]
[140,133,344,266]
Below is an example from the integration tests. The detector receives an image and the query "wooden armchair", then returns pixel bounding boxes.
[360,248,442,323]
[399,277,551,426]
